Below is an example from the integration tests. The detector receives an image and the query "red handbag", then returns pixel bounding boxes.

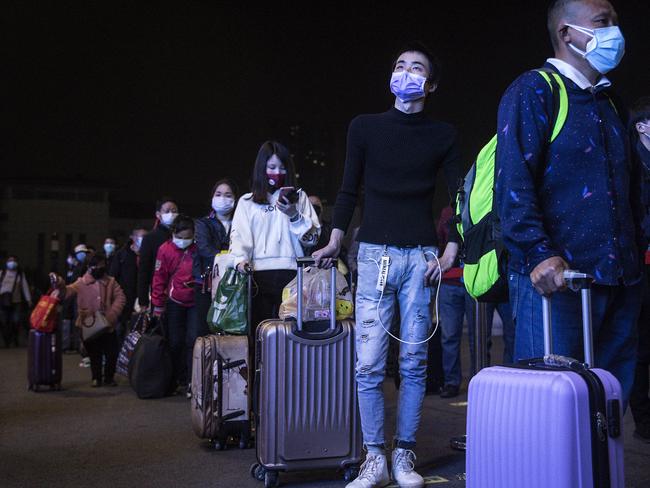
[30,291,60,333]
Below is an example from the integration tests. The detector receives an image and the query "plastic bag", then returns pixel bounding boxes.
[208,268,248,335]
[210,252,234,301]
[279,266,353,322]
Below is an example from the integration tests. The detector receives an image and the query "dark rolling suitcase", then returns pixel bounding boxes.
[28,329,62,392]
[251,258,362,488]
[466,271,625,488]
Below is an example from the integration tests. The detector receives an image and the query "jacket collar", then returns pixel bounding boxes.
[546,58,611,90]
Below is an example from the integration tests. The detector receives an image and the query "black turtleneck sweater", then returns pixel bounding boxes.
[332,107,461,247]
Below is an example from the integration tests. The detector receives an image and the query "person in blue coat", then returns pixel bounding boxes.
[495,0,644,404]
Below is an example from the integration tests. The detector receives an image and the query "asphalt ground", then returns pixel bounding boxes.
[1,334,649,488]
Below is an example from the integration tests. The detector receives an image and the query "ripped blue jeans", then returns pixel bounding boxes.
[355,242,435,449]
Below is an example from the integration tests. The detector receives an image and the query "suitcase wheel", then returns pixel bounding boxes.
[344,466,359,482]
[264,471,278,488]
[250,463,265,482]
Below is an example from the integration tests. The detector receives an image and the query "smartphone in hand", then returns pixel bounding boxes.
[278,186,299,204]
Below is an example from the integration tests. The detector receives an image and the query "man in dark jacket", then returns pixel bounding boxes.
[495,0,644,404]
[109,227,147,342]
[630,96,650,442]
[136,198,178,310]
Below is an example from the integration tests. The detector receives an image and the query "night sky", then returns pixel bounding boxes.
[6,1,650,211]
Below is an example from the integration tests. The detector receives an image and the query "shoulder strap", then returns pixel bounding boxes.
[535,68,568,143]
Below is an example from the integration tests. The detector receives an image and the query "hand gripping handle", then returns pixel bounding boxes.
[542,270,595,367]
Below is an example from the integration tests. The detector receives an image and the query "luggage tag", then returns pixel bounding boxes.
[376,253,391,292]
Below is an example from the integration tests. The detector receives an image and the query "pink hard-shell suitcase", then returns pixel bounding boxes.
[466,271,625,488]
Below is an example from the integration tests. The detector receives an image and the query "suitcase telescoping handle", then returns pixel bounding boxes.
[542,270,595,367]
[296,257,338,331]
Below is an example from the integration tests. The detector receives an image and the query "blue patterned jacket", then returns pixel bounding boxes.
[495,63,643,285]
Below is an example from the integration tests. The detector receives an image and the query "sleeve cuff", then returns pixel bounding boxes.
[525,251,561,275]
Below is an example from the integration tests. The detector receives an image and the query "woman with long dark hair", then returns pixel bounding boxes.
[230,140,320,337]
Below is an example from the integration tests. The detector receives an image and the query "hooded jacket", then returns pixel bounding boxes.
[230,189,320,271]
[151,240,197,310]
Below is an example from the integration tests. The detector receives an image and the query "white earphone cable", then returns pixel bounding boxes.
[373,250,443,346]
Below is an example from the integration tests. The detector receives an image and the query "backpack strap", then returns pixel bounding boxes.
[535,68,568,143]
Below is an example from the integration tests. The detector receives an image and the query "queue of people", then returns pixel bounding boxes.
[8,1,650,486]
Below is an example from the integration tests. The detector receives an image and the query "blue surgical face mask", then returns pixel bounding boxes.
[160,212,178,227]
[6,261,17,270]
[173,237,193,250]
[566,24,625,74]
[134,236,144,250]
[76,252,87,262]
[104,243,116,255]
[389,70,428,102]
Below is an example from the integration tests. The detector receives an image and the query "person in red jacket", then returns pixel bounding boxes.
[151,215,197,396]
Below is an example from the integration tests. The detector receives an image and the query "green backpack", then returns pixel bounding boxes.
[455,69,568,302]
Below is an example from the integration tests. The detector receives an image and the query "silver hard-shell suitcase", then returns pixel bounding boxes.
[250,258,362,488]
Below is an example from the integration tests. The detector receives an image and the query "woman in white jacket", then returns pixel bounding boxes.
[231,140,320,336]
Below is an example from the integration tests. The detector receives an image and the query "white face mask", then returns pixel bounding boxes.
[6,261,17,270]
[173,237,193,249]
[104,243,116,255]
[212,196,235,216]
[134,236,144,250]
[566,24,625,74]
[160,212,178,226]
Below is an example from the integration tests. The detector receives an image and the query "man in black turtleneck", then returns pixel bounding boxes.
[314,42,461,488]
[136,198,179,310]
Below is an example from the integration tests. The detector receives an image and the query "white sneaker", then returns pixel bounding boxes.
[391,448,424,488]
[345,453,390,488]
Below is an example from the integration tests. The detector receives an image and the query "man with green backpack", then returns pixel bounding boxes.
[494,0,645,403]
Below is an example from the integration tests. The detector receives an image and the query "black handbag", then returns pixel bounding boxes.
[128,318,175,399]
